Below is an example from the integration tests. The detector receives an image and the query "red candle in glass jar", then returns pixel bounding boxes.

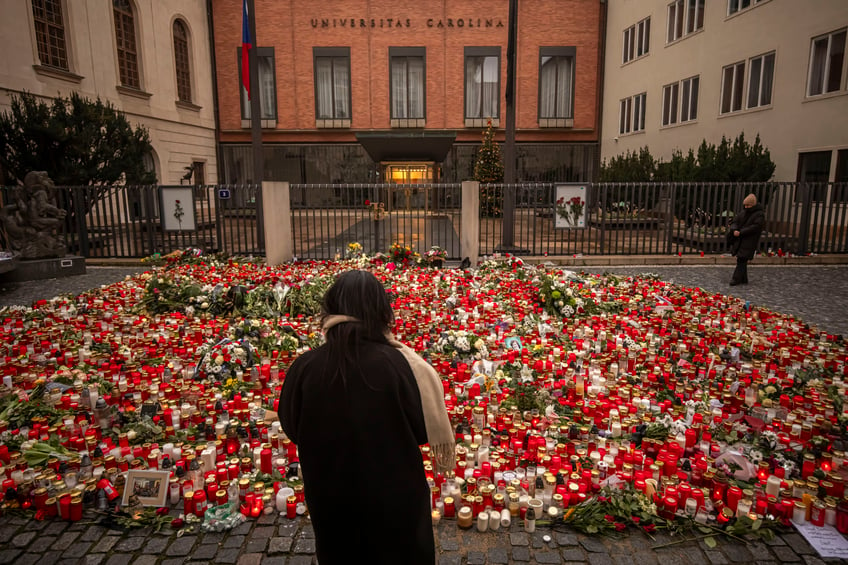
[194,490,207,518]
[662,495,678,519]
[184,490,196,516]
[802,455,816,479]
[726,486,743,513]
[810,500,826,527]
[260,448,272,474]
[58,493,72,520]
[692,488,705,510]
[286,495,297,519]
[69,495,83,521]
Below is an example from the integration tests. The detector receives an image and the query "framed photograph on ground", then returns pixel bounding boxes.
[554,184,588,229]
[122,469,170,507]
[504,336,523,351]
[160,186,196,232]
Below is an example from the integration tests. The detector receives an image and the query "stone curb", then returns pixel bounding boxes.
[85,255,848,268]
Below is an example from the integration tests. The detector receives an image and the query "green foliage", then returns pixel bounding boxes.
[0,92,156,186]
[474,121,504,217]
[600,133,775,182]
[599,147,657,182]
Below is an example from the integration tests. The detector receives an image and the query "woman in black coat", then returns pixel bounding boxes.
[278,270,437,565]
[727,193,765,285]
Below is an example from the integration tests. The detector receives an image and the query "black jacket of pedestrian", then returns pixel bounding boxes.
[727,203,765,259]
[278,339,434,565]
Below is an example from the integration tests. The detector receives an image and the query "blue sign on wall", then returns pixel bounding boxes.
[218,188,231,200]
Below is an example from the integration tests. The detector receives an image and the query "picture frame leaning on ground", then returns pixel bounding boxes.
[122,469,171,507]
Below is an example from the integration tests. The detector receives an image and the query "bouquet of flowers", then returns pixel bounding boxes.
[419,246,447,266]
[537,274,585,318]
[388,242,417,264]
[556,196,585,227]
[195,338,255,382]
[433,329,489,359]
[346,241,364,258]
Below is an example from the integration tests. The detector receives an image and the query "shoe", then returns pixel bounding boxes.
[729,280,740,286]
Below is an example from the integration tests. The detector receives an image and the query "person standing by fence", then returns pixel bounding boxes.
[727,193,765,286]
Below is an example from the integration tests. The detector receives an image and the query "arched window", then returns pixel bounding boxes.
[173,19,192,102]
[32,0,68,69]
[113,0,140,88]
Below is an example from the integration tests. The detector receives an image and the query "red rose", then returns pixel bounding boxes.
[615,523,626,532]
[643,523,656,533]
[365,199,370,206]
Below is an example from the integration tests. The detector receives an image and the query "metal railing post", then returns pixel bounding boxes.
[797,182,811,255]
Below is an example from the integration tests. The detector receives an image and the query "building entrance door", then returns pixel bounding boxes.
[382,162,435,210]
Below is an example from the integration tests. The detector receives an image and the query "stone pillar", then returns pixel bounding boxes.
[262,181,293,265]
[461,181,480,266]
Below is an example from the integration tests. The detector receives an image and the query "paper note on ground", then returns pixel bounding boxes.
[794,522,848,559]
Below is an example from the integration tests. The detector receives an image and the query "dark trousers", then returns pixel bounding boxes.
[732,257,749,284]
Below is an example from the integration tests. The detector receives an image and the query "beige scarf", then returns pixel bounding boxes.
[322,315,456,475]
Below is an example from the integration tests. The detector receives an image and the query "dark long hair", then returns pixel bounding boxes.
[321,270,394,384]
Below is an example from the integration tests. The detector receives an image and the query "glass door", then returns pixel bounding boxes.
[382,162,434,210]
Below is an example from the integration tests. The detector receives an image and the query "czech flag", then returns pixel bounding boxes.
[241,0,251,99]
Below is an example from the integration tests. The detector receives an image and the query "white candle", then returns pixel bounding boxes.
[611,422,622,438]
[500,509,511,528]
[765,475,781,497]
[170,482,181,505]
[488,509,500,531]
[477,511,489,532]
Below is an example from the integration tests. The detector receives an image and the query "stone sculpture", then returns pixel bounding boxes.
[0,171,67,259]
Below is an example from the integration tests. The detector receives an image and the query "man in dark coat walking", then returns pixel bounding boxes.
[727,193,765,285]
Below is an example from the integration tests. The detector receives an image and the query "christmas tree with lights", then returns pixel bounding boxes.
[474,120,504,217]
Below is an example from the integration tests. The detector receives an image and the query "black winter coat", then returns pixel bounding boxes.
[278,339,435,565]
[727,203,765,260]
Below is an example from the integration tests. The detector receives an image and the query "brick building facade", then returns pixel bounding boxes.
[212,0,605,185]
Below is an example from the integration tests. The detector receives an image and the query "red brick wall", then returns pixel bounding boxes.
[214,0,602,144]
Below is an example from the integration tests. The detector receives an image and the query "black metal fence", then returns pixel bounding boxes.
[289,183,462,260]
[1,184,263,259]
[480,182,848,256]
[3,181,846,261]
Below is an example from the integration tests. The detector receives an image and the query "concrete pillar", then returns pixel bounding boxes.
[262,181,293,265]
[461,181,480,266]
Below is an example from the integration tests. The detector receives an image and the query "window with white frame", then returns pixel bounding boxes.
[390,47,425,120]
[667,0,704,43]
[807,28,846,97]
[721,61,745,114]
[619,93,646,134]
[728,0,764,16]
[238,47,277,121]
[465,47,500,120]
[721,52,775,114]
[623,17,651,63]
[314,47,351,120]
[539,47,575,121]
[662,76,699,126]
[747,52,775,108]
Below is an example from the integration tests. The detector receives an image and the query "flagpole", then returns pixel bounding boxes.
[247,0,265,249]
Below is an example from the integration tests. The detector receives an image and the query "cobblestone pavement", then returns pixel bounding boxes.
[0,505,842,565]
[1,263,847,563]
